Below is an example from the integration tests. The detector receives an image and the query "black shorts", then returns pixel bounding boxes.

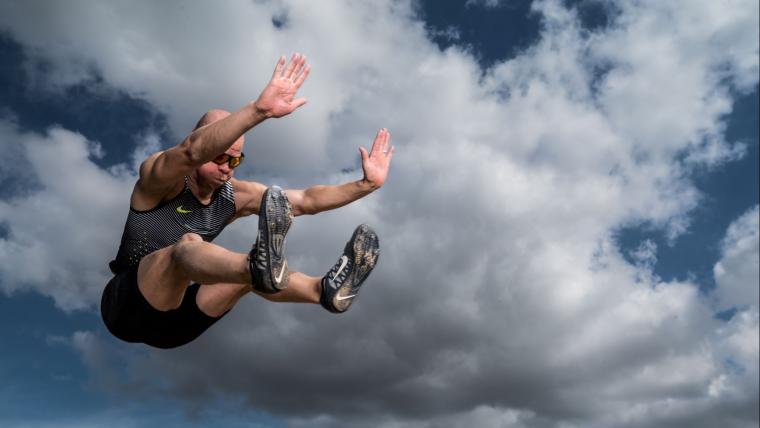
[100,265,227,349]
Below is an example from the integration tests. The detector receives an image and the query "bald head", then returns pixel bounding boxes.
[194,109,231,130]
[190,108,245,187]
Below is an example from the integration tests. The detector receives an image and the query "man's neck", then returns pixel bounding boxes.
[187,172,218,203]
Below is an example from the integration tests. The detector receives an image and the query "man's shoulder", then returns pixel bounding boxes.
[229,178,266,195]
[131,176,185,211]
[228,178,268,218]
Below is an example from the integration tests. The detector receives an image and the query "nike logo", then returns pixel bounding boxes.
[176,205,192,214]
[274,261,287,284]
[336,293,356,301]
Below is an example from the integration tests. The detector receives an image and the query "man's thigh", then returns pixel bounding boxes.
[137,245,192,311]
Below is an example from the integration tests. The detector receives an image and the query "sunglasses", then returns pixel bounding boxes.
[211,152,245,169]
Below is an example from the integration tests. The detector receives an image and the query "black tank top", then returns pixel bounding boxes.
[109,177,236,274]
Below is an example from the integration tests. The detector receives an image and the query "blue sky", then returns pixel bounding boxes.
[0,1,758,427]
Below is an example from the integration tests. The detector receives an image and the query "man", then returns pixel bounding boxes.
[100,53,395,349]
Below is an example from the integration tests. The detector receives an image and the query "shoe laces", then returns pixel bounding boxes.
[254,232,268,272]
[329,255,352,287]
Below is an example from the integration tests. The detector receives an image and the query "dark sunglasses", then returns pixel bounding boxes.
[211,152,245,169]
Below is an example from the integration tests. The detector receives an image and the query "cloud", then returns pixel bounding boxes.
[714,205,760,312]
[465,0,505,9]
[0,121,135,311]
[0,0,758,426]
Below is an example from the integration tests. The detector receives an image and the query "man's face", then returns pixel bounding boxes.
[197,137,245,186]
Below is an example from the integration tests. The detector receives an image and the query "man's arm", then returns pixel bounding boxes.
[135,105,267,200]
[135,54,311,203]
[231,129,394,218]
[289,128,395,216]
[287,180,376,216]
[230,177,374,219]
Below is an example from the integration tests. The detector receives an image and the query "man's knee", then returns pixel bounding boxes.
[171,233,203,265]
[179,233,203,243]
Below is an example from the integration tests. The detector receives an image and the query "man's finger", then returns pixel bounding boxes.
[284,53,300,79]
[378,128,389,153]
[359,146,369,163]
[294,64,311,88]
[291,97,307,110]
[293,55,307,81]
[370,129,384,155]
[272,55,285,78]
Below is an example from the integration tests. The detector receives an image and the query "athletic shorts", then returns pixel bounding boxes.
[100,264,227,349]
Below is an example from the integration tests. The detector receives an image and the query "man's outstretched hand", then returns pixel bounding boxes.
[360,128,395,189]
[255,53,311,118]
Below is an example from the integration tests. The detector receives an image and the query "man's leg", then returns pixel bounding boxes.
[196,272,322,317]
[254,272,321,303]
[138,231,323,313]
[197,224,382,315]
[137,232,252,311]
[137,224,378,316]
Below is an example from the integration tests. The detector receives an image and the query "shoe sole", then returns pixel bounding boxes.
[332,224,380,312]
[260,186,293,291]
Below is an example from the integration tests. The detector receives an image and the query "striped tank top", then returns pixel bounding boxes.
[109,177,236,274]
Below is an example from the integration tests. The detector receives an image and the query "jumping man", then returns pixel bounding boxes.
[100,53,394,349]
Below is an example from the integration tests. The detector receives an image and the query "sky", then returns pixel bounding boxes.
[0,0,758,427]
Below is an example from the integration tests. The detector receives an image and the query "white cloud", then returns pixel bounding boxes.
[0,121,134,311]
[0,0,758,426]
[714,205,760,311]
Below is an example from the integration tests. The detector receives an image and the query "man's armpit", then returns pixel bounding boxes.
[231,178,267,217]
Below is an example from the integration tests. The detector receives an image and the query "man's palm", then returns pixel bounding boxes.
[360,128,395,188]
[256,54,310,118]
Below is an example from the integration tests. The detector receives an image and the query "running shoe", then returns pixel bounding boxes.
[320,224,380,313]
[249,186,293,294]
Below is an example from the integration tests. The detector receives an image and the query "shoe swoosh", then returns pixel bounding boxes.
[176,205,192,214]
[274,261,287,284]
[336,294,356,301]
